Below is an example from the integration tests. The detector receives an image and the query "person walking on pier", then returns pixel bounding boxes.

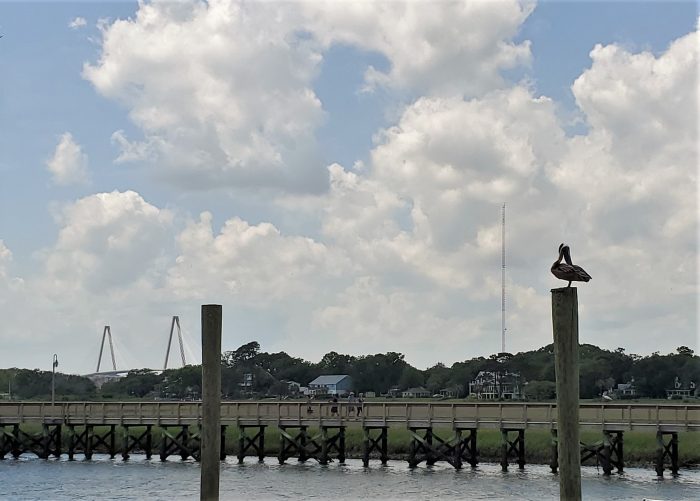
[356,396,364,416]
[348,392,356,416]
[331,396,339,417]
[306,394,313,415]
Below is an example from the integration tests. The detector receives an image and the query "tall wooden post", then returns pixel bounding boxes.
[201,305,222,501]
[552,287,581,501]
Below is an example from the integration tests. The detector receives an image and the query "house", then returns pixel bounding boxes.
[439,387,459,398]
[239,373,254,390]
[402,386,431,398]
[468,370,522,400]
[308,375,353,396]
[282,380,302,395]
[615,382,637,398]
[387,386,402,398]
[666,377,696,400]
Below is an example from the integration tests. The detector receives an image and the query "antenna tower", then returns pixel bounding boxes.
[164,315,187,370]
[96,325,117,372]
[501,203,506,354]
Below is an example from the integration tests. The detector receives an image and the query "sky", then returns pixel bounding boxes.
[0,0,697,374]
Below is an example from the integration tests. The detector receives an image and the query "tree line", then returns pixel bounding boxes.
[0,343,697,401]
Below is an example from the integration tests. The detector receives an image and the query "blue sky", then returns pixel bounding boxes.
[0,1,697,372]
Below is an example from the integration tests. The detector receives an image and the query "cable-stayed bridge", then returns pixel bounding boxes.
[83,316,188,386]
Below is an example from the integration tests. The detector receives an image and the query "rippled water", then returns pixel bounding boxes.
[0,455,699,500]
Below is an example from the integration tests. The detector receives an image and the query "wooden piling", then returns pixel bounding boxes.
[220,425,227,461]
[85,425,94,460]
[602,431,613,475]
[500,429,509,471]
[615,431,624,473]
[257,426,265,462]
[517,430,525,469]
[550,429,558,474]
[380,428,388,465]
[551,287,581,500]
[320,427,329,465]
[200,304,222,501]
[425,428,435,466]
[362,427,370,466]
[670,432,679,475]
[338,427,346,464]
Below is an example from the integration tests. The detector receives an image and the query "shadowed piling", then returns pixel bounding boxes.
[201,305,222,501]
[552,287,581,501]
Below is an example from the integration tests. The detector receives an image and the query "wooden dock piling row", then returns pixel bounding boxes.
[0,422,686,476]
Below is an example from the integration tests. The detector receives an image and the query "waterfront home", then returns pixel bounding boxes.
[468,370,522,400]
[401,386,431,398]
[615,382,637,398]
[308,375,353,396]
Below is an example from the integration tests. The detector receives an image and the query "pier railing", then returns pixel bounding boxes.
[1,401,697,432]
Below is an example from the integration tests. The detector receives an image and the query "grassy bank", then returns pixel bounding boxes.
[13,424,698,467]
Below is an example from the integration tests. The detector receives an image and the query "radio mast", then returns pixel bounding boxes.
[501,203,506,354]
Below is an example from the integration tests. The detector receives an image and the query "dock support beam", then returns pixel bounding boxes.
[238,426,265,463]
[655,431,679,477]
[362,427,388,467]
[550,429,558,474]
[0,425,10,459]
[66,425,93,460]
[604,431,625,475]
[122,425,153,461]
[160,425,198,461]
[552,286,581,500]
[580,431,624,475]
[220,425,227,461]
[278,426,307,464]
[318,426,345,465]
[460,428,478,468]
[500,429,525,471]
[407,427,464,469]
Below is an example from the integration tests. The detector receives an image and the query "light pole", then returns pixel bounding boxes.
[51,354,59,408]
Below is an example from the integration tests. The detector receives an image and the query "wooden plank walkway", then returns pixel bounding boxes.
[1,401,698,432]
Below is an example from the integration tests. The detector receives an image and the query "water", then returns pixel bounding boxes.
[0,455,699,500]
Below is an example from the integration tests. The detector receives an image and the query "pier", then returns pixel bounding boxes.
[1,401,697,475]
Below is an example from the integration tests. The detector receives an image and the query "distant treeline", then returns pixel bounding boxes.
[0,343,697,401]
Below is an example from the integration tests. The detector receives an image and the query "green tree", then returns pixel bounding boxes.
[523,380,556,401]
[101,369,163,398]
[425,363,451,394]
[398,366,424,389]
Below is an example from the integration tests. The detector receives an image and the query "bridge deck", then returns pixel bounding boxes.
[1,401,698,432]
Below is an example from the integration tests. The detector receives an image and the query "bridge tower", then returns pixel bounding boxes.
[501,202,506,354]
[96,325,117,372]
[163,315,187,370]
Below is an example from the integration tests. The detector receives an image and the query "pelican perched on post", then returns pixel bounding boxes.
[551,243,592,287]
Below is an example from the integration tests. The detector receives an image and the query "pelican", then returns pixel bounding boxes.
[551,243,592,287]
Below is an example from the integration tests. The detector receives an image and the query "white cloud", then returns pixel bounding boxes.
[83,0,326,192]
[0,240,11,280]
[303,0,534,96]
[46,132,89,185]
[43,190,173,295]
[69,17,87,30]
[167,211,348,305]
[84,0,535,192]
[309,275,486,365]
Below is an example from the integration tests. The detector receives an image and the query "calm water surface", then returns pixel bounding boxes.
[0,455,698,500]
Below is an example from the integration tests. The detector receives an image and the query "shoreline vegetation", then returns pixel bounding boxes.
[1,343,698,403]
[10,423,700,468]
